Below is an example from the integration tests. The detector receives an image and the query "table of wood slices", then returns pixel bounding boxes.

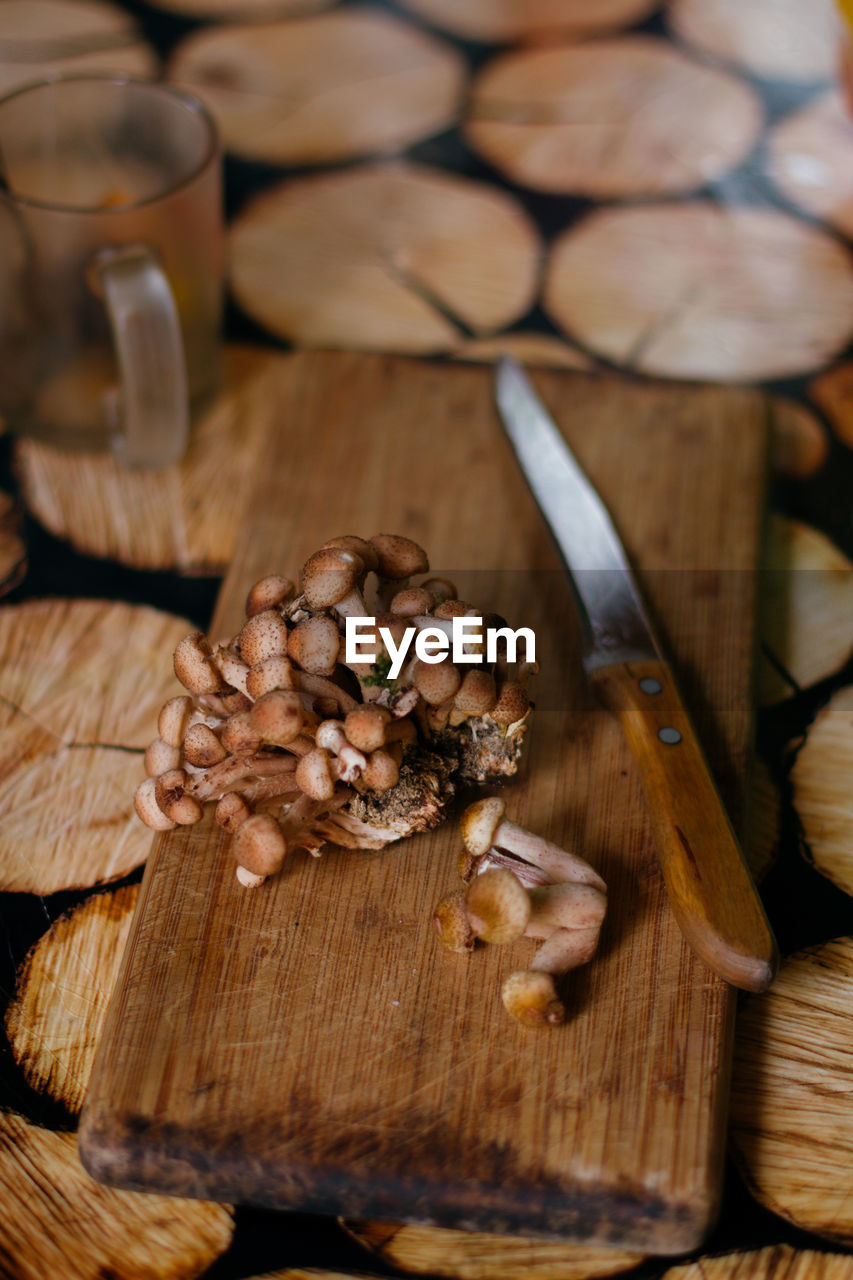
[1,2,853,1280]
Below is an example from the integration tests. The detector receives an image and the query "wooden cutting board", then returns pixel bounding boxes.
[79,352,768,1254]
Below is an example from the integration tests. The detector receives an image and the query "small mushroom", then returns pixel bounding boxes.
[246,654,295,700]
[301,546,368,619]
[361,748,399,793]
[154,769,204,825]
[501,970,566,1028]
[501,926,602,1029]
[294,747,337,801]
[412,657,461,707]
[182,722,228,768]
[460,797,606,892]
[287,614,341,676]
[215,791,251,832]
[434,891,476,953]
[232,812,287,887]
[237,610,289,667]
[344,704,391,753]
[173,632,222,696]
[248,690,305,746]
[421,576,457,604]
[220,710,263,757]
[465,868,531,943]
[134,776,177,831]
[245,574,294,617]
[144,737,181,777]
[390,587,434,617]
[490,682,530,728]
[370,533,429,606]
[158,695,194,748]
[449,669,497,726]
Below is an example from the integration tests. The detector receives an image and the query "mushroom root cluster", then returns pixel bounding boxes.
[434,797,607,1028]
[136,535,537,887]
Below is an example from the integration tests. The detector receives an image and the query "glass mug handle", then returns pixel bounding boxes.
[91,245,189,469]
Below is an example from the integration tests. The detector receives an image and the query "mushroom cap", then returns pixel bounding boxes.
[465,867,530,944]
[157,695,194,748]
[173,632,222,696]
[390,587,434,617]
[501,970,565,1028]
[295,747,336,801]
[134,777,177,831]
[433,599,475,620]
[287,614,341,677]
[221,709,263,757]
[344,704,390,752]
[490,681,530,726]
[233,813,287,877]
[433,891,475,953]
[245,574,294,617]
[154,769,203,826]
[369,533,429,580]
[412,657,461,706]
[361,748,399,793]
[460,796,506,857]
[320,535,379,574]
[182,722,227,768]
[215,791,251,832]
[453,669,497,716]
[144,737,181,777]
[301,547,365,609]
[246,654,296,700]
[249,690,305,746]
[237,609,289,667]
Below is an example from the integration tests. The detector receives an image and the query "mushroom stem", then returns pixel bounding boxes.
[530,925,602,974]
[460,798,605,891]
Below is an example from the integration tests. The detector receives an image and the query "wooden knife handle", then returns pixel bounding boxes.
[589,658,778,993]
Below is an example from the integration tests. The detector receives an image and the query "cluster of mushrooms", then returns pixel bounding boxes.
[434,797,607,1028]
[135,534,537,888]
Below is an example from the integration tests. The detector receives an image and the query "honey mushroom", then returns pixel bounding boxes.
[434,799,608,1028]
[135,534,539,886]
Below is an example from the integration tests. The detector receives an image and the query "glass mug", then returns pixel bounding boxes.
[0,75,223,467]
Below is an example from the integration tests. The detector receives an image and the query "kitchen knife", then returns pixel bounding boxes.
[494,356,778,994]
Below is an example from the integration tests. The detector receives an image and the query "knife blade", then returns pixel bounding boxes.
[494,356,777,994]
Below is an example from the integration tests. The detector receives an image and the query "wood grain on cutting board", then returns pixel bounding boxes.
[79,353,768,1253]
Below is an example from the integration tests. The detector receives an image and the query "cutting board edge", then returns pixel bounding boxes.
[77,1103,724,1255]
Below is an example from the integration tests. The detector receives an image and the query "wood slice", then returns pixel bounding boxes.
[453,331,594,370]
[811,361,853,449]
[767,91,853,239]
[0,490,26,597]
[0,598,191,893]
[343,1220,645,1279]
[393,0,658,44]
[769,397,829,479]
[150,0,333,19]
[169,10,465,167]
[790,686,853,896]
[229,164,540,352]
[543,203,853,383]
[758,516,853,705]
[667,0,838,84]
[465,38,762,198]
[6,885,139,1115]
[0,0,156,95]
[0,1110,232,1280]
[660,1244,853,1279]
[15,346,287,573]
[729,939,853,1245]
